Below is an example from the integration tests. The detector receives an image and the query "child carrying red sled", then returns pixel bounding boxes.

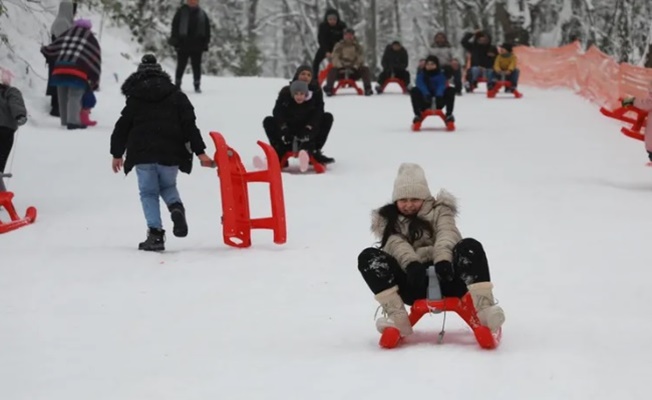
[622,82,652,164]
[356,163,506,337]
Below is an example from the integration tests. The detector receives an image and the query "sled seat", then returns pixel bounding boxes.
[280,151,326,174]
[379,77,407,94]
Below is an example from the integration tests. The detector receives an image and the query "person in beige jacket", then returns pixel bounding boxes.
[323,28,373,96]
[357,163,505,337]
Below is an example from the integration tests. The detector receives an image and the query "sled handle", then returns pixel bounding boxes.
[0,173,12,178]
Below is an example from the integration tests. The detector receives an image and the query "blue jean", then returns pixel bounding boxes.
[468,66,488,83]
[489,68,520,88]
[135,164,182,229]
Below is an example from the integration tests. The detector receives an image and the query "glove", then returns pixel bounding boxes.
[648,151,652,162]
[622,97,635,107]
[279,125,291,144]
[15,115,27,126]
[434,260,454,282]
[406,261,428,288]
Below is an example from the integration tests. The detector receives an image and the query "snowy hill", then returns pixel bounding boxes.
[2,11,652,400]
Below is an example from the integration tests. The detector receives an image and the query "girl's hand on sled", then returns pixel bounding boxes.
[198,153,216,168]
[112,158,123,173]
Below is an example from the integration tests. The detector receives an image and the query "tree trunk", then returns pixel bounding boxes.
[645,44,652,68]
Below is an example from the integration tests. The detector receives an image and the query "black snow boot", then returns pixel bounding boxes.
[169,202,188,237]
[139,228,166,251]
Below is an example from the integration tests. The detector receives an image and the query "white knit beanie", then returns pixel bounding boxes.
[391,163,432,202]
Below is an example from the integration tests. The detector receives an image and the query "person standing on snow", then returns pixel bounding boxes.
[0,68,27,174]
[169,0,211,93]
[110,55,214,252]
[312,8,347,77]
[357,163,506,338]
[46,0,77,117]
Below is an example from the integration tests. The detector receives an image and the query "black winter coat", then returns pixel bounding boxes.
[381,45,409,71]
[461,32,497,69]
[317,9,347,52]
[272,88,322,134]
[110,69,206,175]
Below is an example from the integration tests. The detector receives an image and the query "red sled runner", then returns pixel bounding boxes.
[378,77,408,94]
[411,109,455,132]
[0,173,37,234]
[379,292,502,350]
[487,81,523,99]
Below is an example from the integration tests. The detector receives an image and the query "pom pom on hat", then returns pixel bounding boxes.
[137,54,162,72]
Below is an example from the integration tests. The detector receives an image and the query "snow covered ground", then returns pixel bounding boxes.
[2,12,652,400]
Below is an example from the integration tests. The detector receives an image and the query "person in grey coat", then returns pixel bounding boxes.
[46,0,77,117]
[430,32,463,95]
[0,70,27,173]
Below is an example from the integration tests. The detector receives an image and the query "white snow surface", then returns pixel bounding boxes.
[2,21,652,400]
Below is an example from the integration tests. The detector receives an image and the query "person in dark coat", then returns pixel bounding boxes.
[273,65,334,164]
[262,79,323,166]
[461,30,497,91]
[110,55,214,252]
[169,0,211,93]
[376,41,410,93]
[410,55,455,123]
[0,69,27,174]
[312,8,347,77]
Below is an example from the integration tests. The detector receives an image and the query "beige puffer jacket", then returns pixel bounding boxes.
[370,190,461,270]
[331,39,365,68]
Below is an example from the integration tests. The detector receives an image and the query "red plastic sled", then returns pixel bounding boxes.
[0,191,37,234]
[332,79,363,95]
[411,109,455,132]
[279,151,326,174]
[209,132,287,248]
[379,292,502,350]
[600,102,648,142]
[487,81,523,98]
[379,77,407,94]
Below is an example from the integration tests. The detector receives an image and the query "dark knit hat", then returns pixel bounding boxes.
[501,43,514,52]
[138,54,162,72]
[344,28,355,35]
[294,65,312,77]
[290,80,309,95]
[425,55,439,65]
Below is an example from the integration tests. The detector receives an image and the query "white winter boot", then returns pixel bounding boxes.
[467,282,505,333]
[374,286,413,337]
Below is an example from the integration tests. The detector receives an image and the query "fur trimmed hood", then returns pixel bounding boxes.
[371,189,458,238]
[121,69,176,101]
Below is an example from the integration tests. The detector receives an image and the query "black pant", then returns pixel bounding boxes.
[357,238,491,305]
[0,127,16,173]
[409,86,455,117]
[377,68,411,87]
[312,47,329,77]
[175,50,203,87]
[263,113,333,155]
[452,68,462,94]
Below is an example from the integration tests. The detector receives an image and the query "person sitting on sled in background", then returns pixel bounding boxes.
[410,55,456,124]
[263,80,322,169]
[312,8,347,77]
[323,28,373,96]
[376,40,410,94]
[270,65,334,165]
[0,68,27,175]
[622,81,652,164]
[429,32,463,95]
[461,30,497,92]
[357,163,506,337]
[110,54,214,252]
[489,43,519,92]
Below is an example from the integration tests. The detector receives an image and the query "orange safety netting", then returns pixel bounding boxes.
[514,42,652,109]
